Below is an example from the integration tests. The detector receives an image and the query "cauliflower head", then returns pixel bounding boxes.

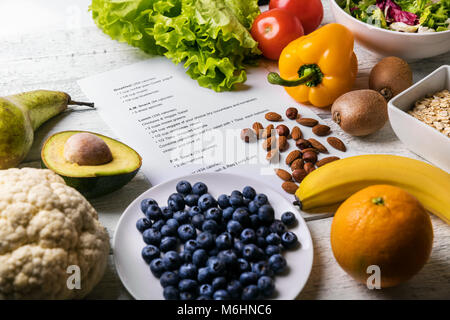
[0,168,110,299]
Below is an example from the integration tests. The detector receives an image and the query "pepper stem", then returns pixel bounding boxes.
[372,197,385,205]
[268,64,324,88]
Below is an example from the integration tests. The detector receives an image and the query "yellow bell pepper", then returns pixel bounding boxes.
[268,23,358,108]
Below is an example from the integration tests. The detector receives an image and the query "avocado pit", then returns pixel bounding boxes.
[64,132,113,166]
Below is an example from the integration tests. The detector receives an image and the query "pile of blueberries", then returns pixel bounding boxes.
[136,180,299,300]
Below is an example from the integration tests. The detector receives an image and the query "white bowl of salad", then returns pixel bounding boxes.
[330,0,450,60]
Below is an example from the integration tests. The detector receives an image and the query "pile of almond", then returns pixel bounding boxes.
[241,107,347,195]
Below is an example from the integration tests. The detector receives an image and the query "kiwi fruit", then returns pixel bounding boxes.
[331,89,388,137]
[369,56,412,101]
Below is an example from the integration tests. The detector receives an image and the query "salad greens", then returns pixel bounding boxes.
[90,0,261,92]
[338,0,450,32]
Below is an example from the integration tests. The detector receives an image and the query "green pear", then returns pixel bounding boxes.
[0,90,93,169]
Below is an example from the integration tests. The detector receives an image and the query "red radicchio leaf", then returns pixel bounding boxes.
[376,0,418,25]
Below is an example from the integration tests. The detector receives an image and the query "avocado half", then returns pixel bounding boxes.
[41,131,142,198]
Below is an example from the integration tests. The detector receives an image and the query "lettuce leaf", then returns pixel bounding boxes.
[90,0,261,92]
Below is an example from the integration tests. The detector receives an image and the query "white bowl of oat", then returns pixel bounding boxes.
[388,65,450,172]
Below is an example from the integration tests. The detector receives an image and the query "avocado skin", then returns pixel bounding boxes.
[41,160,139,198]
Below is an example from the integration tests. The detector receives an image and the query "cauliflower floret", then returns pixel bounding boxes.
[0,168,109,299]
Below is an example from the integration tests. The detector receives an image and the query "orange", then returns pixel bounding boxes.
[330,184,433,288]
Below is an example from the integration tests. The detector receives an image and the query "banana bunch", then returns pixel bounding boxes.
[296,154,450,224]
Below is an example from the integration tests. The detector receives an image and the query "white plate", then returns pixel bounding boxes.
[113,172,314,300]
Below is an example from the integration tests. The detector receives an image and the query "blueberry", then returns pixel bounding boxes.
[252,261,274,277]
[234,239,245,253]
[141,245,160,263]
[254,193,268,206]
[270,220,287,235]
[249,214,260,229]
[185,194,200,207]
[227,220,242,235]
[184,239,197,252]
[256,236,267,248]
[212,276,227,290]
[281,231,298,249]
[242,186,256,200]
[191,214,205,229]
[180,250,192,262]
[160,206,173,220]
[141,198,158,214]
[237,258,251,273]
[197,267,212,283]
[268,254,287,274]
[162,251,182,270]
[179,291,195,300]
[163,286,179,300]
[143,228,161,245]
[265,244,281,256]
[160,271,179,287]
[136,218,152,233]
[202,219,219,234]
[266,233,281,245]
[229,195,244,208]
[160,236,177,252]
[149,258,165,277]
[152,219,165,231]
[208,247,219,256]
[168,193,185,212]
[243,198,251,206]
[227,280,243,299]
[173,210,190,224]
[231,190,243,197]
[257,276,275,297]
[188,206,202,217]
[215,232,233,250]
[205,207,222,222]
[145,204,162,221]
[242,244,260,261]
[198,194,217,211]
[248,200,261,214]
[161,224,176,237]
[222,207,234,221]
[192,182,208,195]
[176,180,192,195]
[213,289,230,300]
[179,279,198,292]
[166,218,179,230]
[240,228,256,244]
[258,204,275,224]
[217,194,230,209]
[177,263,196,279]
[192,249,208,267]
[239,271,258,286]
[199,283,214,297]
[232,207,250,225]
[196,232,215,250]
[281,211,297,226]
[242,285,259,300]
[217,249,238,267]
[178,224,196,242]
[207,257,225,276]
[256,226,270,238]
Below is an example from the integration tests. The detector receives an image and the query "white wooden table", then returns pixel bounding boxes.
[1,0,449,300]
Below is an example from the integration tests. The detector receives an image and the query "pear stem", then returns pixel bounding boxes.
[69,100,95,108]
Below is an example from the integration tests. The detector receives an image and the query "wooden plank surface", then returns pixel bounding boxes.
[1,0,449,300]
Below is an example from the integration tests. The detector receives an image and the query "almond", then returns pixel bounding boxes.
[285,107,298,120]
[291,126,302,140]
[285,150,301,165]
[282,181,298,194]
[290,158,304,171]
[312,124,331,136]
[262,137,276,151]
[302,151,318,163]
[316,156,340,167]
[261,124,274,139]
[301,147,319,154]
[252,122,264,138]
[308,138,328,153]
[304,162,316,173]
[265,112,282,122]
[292,168,308,183]
[296,117,318,127]
[277,136,288,152]
[276,124,290,137]
[327,137,347,152]
[296,139,311,150]
[266,149,280,163]
[275,168,292,181]
[240,128,256,143]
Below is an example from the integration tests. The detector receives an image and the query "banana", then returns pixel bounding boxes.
[296,154,450,224]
